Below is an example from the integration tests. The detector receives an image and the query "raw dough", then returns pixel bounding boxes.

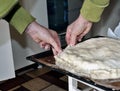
[55,37,120,80]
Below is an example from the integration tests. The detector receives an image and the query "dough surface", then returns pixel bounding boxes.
[55,37,120,80]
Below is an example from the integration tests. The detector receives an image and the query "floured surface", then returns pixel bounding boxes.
[55,37,120,80]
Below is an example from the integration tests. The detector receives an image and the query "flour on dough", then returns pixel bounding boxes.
[55,37,120,80]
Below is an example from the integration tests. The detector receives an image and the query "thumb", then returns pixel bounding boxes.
[49,39,62,53]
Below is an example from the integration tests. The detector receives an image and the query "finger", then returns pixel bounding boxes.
[77,26,92,42]
[39,41,46,48]
[44,44,51,50]
[77,36,82,42]
[48,31,62,53]
[51,31,61,48]
[70,31,78,46]
[49,39,62,54]
[69,25,85,45]
[66,26,72,45]
[52,48,57,55]
[55,36,61,48]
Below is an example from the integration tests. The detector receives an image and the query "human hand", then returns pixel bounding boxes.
[66,14,93,46]
[26,21,62,55]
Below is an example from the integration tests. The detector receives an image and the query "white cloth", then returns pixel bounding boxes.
[107,22,120,38]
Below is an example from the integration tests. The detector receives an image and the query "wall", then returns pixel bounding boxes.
[67,0,83,24]
[10,0,48,70]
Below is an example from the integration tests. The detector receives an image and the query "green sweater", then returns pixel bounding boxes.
[0,0,109,34]
[0,0,35,34]
[81,0,110,22]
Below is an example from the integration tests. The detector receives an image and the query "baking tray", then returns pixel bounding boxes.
[26,50,120,91]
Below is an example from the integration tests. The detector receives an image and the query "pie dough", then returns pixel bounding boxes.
[55,37,120,80]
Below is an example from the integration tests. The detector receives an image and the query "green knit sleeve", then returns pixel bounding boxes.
[80,0,110,22]
[10,7,35,34]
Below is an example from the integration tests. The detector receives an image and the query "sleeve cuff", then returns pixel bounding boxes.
[80,0,109,22]
[10,7,35,34]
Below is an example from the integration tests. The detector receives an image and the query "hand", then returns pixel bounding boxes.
[66,14,93,46]
[26,21,62,55]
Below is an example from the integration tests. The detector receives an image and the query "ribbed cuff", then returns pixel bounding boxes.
[10,7,35,34]
[80,0,109,22]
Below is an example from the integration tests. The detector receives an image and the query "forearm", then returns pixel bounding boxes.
[80,0,110,22]
[3,2,35,34]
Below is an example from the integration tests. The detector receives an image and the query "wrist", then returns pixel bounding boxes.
[78,14,92,24]
[25,21,36,34]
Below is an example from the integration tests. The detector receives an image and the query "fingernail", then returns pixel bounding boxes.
[70,43,74,46]
[45,46,50,50]
[78,39,81,42]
